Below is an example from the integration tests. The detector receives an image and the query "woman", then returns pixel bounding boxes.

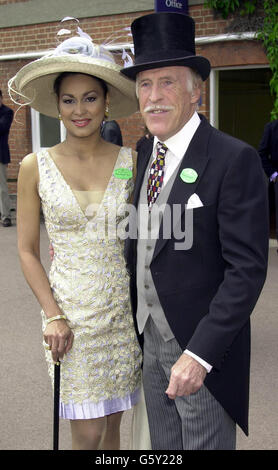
[11,34,142,450]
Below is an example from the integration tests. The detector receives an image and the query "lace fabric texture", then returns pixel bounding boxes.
[37,147,142,418]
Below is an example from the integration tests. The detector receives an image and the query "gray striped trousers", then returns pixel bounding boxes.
[142,317,236,450]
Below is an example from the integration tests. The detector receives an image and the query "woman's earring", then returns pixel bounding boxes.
[104,104,109,120]
[58,113,62,121]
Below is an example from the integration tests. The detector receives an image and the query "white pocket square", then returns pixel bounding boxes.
[187,193,204,209]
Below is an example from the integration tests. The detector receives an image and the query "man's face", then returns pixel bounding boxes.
[137,66,201,141]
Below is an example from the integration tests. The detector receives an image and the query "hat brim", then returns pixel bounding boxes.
[14,54,138,119]
[121,55,211,81]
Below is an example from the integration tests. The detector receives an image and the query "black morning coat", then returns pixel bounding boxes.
[0,104,14,164]
[125,114,269,435]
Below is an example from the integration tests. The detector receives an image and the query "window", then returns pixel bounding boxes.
[31,109,66,152]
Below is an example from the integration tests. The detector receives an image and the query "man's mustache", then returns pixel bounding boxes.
[143,105,175,113]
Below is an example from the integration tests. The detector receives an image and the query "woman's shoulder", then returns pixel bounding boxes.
[18,153,39,188]
[20,152,38,170]
[19,152,40,179]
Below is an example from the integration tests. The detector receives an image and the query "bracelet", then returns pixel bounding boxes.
[45,314,67,325]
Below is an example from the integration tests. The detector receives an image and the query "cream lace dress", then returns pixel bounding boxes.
[37,147,142,420]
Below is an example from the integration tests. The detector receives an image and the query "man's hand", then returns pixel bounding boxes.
[165,353,207,399]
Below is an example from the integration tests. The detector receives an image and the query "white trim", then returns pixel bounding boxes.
[209,70,219,128]
[196,31,257,45]
[210,64,269,72]
[0,33,258,62]
[0,51,48,61]
[31,108,41,153]
[0,43,131,61]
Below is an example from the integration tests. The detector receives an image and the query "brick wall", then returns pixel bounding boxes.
[0,4,267,192]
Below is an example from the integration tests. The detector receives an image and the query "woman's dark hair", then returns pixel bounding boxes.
[53,72,108,97]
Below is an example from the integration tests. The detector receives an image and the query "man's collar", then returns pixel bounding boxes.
[153,112,201,160]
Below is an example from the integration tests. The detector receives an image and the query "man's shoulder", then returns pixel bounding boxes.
[137,135,154,153]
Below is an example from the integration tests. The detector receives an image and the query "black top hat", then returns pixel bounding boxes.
[121,13,210,81]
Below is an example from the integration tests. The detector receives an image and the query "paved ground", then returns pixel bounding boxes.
[0,214,277,450]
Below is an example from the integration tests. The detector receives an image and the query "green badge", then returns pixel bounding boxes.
[113,168,133,180]
[180,168,198,183]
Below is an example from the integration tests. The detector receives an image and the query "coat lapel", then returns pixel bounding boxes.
[153,116,213,260]
[133,138,153,207]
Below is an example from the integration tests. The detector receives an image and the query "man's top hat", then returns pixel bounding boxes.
[121,12,210,81]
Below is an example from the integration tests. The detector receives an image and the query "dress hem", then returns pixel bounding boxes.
[60,387,140,420]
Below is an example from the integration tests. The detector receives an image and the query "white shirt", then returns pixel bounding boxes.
[153,111,201,184]
[151,112,212,373]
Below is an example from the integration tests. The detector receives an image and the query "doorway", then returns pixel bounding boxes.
[215,67,275,237]
[218,67,273,148]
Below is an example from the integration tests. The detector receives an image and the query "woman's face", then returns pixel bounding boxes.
[58,73,107,138]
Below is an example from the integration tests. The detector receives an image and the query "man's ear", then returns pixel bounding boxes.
[191,86,201,104]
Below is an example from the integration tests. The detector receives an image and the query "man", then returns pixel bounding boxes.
[122,13,269,450]
[258,119,278,247]
[0,89,14,227]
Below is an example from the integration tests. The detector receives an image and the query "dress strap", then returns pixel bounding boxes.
[116,146,133,171]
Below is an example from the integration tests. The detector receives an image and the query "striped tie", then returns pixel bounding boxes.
[147,142,167,210]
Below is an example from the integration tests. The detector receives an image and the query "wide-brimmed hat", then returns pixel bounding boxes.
[9,36,138,119]
[121,13,210,81]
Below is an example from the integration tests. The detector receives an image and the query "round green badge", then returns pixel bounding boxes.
[180,168,198,183]
[113,168,133,179]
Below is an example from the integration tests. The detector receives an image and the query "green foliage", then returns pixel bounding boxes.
[204,0,258,18]
[258,1,278,119]
[204,0,240,19]
[205,0,278,120]
[240,0,258,16]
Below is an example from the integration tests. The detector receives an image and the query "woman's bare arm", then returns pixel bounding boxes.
[17,154,73,361]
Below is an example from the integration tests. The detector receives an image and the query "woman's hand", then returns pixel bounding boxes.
[44,319,74,362]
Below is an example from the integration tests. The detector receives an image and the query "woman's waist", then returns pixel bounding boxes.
[49,257,129,278]
[50,243,125,260]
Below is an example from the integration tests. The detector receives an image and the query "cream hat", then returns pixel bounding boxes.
[9,36,138,119]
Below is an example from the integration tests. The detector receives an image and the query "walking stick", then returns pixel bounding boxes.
[53,359,61,450]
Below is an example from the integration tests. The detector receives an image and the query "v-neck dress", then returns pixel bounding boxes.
[37,147,142,419]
